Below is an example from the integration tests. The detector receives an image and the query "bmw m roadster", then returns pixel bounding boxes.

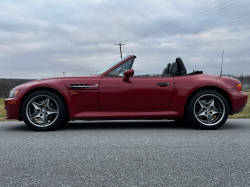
[5,55,248,130]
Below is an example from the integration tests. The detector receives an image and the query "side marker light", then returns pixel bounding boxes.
[8,101,17,104]
[236,84,242,91]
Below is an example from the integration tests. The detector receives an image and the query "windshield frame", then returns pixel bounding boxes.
[94,55,135,76]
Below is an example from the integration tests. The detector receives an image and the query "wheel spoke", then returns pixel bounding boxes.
[40,114,49,125]
[211,107,223,114]
[198,100,207,108]
[31,102,41,111]
[47,109,58,116]
[196,109,206,117]
[30,111,40,120]
[207,113,213,124]
[208,99,215,108]
[41,98,50,108]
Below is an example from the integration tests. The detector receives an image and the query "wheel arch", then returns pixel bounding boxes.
[184,86,233,116]
[19,87,69,121]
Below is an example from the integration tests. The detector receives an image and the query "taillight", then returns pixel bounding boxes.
[236,84,242,91]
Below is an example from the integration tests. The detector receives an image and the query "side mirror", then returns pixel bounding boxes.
[123,69,134,81]
[123,69,134,77]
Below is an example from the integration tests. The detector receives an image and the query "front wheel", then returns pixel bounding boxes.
[187,90,229,130]
[21,90,66,131]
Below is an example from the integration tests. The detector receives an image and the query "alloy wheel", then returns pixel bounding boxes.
[26,95,59,127]
[193,94,225,126]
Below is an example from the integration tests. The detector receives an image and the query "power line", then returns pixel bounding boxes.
[131,12,250,54]
[69,0,237,74]
[85,11,250,74]
[122,0,242,43]
[79,0,243,72]
[51,0,245,76]
[122,0,227,42]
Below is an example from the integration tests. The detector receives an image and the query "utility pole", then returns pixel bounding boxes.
[115,42,125,59]
[61,72,66,77]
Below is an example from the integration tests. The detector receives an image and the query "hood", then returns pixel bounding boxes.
[13,75,102,90]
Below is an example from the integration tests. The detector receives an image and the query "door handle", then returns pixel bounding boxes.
[157,82,170,86]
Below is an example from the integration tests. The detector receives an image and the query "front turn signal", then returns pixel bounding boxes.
[236,84,242,91]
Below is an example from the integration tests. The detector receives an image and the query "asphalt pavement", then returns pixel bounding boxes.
[0,119,250,187]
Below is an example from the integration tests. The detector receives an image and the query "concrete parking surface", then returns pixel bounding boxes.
[0,119,250,186]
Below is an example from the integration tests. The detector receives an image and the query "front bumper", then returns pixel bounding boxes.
[5,91,24,120]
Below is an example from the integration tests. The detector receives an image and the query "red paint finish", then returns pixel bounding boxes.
[4,55,248,121]
[69,110,184,120]
[168,74,243,111]
[225,88,248,114]
[99,76,174,110]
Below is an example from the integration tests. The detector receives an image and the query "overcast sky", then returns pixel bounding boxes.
[0,0,249,79]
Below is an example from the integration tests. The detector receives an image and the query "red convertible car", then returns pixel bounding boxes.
[5,55,248,130]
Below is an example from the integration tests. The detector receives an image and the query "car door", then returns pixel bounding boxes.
[99,76,174,110]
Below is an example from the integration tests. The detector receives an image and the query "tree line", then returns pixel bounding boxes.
[223,74,250,85]
[0,78,34,98]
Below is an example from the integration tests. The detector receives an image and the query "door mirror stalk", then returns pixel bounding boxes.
[123,69,134,81]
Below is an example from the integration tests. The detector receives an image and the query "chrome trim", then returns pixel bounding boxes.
[69,84,98,88]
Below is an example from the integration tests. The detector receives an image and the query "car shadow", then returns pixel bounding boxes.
[6,119,241,131]
[58,120,194,131]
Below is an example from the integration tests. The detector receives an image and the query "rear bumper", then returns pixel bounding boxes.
[225,89,248,115]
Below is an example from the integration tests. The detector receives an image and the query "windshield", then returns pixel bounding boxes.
[94,56,131,75]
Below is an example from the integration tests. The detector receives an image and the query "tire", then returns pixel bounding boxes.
[21,90,66,131]
[187,90,229,130]
[174,118,189,123]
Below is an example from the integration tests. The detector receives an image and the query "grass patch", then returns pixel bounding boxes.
[0,98,6,120]
[0,98,18,121]
[0,92,249,121]
[229,92,250,119]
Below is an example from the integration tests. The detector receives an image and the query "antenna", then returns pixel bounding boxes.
[220,51,224,77]
[61,71,66,77]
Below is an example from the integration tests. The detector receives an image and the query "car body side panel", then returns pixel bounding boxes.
[5,76,102,120]
[168,74,242,110]
[99,76,174,110]
[4,70,248,120]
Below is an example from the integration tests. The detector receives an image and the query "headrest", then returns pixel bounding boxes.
[169,62,179,76]
[176,57,187,75]
[161,63,172,77]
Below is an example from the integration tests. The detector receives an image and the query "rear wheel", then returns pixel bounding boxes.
[187,90,229,130]
[21,90,66,131]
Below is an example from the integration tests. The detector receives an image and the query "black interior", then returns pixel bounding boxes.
[162,57,202,77]
[161,63,171,77]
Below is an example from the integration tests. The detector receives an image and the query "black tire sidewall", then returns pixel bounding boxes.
[187,90,229,130]
[21,90,66,131]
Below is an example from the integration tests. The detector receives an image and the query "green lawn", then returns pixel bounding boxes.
[0,98,6,121]
[0,91,250,121]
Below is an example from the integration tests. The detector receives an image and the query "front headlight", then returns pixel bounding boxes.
[9,90,19,98]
